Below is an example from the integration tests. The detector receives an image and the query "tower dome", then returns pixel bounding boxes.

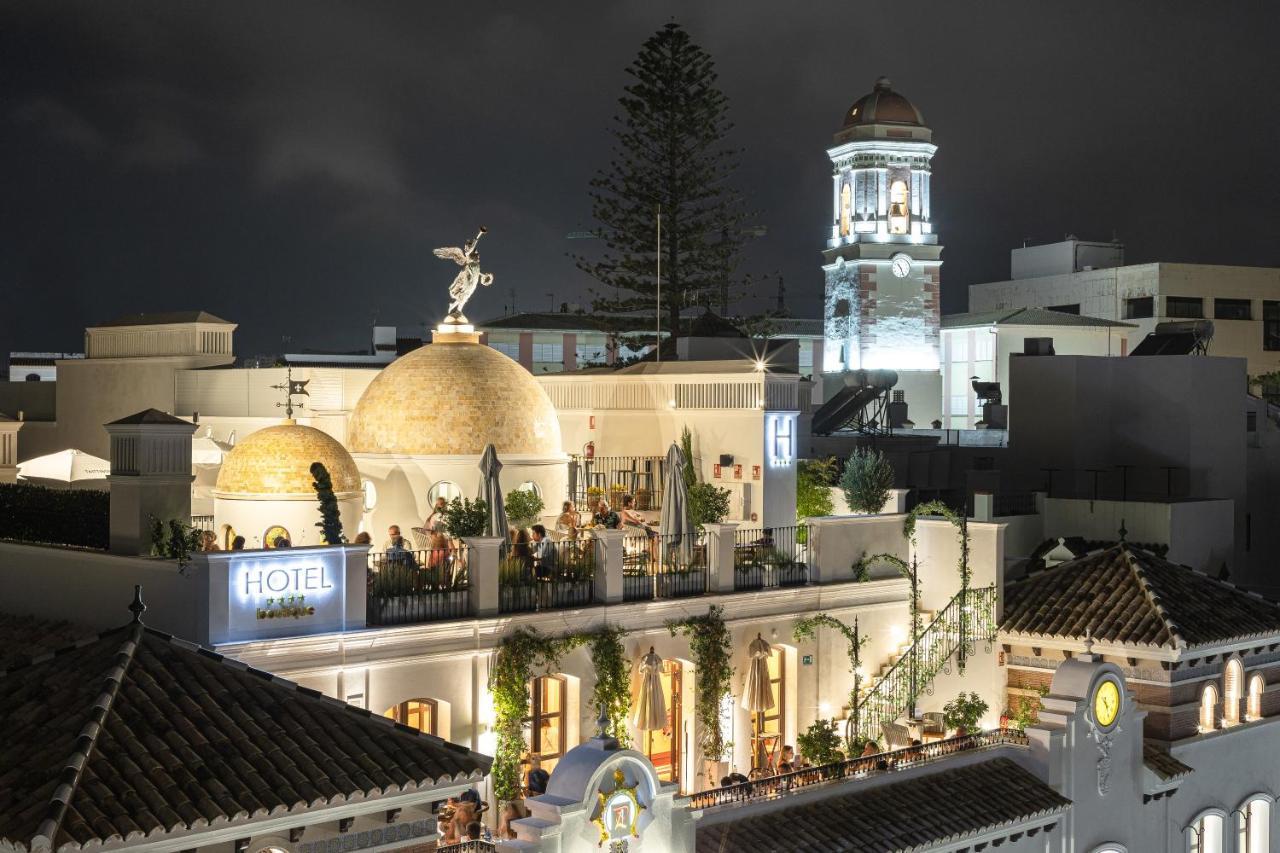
[347,335,562,457]
[842,76,926,130]
[215,420,361,498]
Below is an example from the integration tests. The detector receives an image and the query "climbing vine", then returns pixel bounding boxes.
[667,605,733,764]
[904,499,973,671]
[588,627,631,748]
[793,613,867,745]
[490,628,586,802]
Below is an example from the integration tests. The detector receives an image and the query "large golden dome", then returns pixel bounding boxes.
[348,337,562,456]
[215,421,361,497]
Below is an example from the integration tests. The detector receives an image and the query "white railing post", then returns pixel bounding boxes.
[594,529,626,604]
[702,523,738,593]
[467,537,502,617]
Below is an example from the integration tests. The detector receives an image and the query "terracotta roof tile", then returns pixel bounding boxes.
[1002,544,1280,649]
[0,622,490,851]
[696,758,1068,853]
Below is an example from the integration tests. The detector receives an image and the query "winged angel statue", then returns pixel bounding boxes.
[434,227,494,319]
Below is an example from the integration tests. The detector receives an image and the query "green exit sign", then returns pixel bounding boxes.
[802,654,813,666]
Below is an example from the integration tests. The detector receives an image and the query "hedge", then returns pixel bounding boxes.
[0,482,110,549]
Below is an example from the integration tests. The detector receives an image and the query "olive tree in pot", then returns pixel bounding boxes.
[840,448,894,515]
[797,718,845,774]
[942,691,989,737]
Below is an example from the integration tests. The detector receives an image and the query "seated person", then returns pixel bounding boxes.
[463,821,483,843]
[530,524,557,579]
[593,499,620,530]
[383,525,418,569]
[353,531,372,545]
[619,495,654,537]
[555,500,579,539]
[754,528,776,547]
[427,530,450,572]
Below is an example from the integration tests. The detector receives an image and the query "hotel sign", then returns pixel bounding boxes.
[201,545,366,643]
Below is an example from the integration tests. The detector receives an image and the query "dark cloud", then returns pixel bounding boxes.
[1,1,1278,356]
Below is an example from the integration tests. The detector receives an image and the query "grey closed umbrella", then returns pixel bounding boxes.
[658,442,693,566]
[478,443,509,538]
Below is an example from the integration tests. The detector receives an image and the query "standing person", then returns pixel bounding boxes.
[423,496,449,534]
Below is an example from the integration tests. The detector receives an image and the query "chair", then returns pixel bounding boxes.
[410,527,433,551]
[628,460,653,497]
[921,712,946,741]
[880,720,913,751]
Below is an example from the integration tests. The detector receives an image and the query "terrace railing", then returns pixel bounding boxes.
[732,525,810,591]
[499,540,596,614]
[851,584,998,742]
[190,515,215,532]
[688,728,1027,810]
[367,546,471,626]
[569,454,667,512]
[437,842,497,853]
[623,530,707,601]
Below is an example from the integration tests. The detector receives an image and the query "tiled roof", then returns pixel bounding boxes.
[1143,743,1194,782]
[695,758,1069,853]
[1002,544,1280,649]
[0,613,92,669]
[92,311,231,328]
[941,307,1135,329]
[105,408,191,426]
[0,619,491,852]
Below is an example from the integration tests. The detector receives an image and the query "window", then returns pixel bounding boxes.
[384,698,437,735]
[530,675,566,770]
[491,340,520,359]
[1189,812,1225,853]
[1248,674,1264,720]
[1215,298,1252,321]
[798,340,814,369]
[1224,659,1243,724]
[1265,302,1280,351]
[1125,296,1154,319]
[361,479,378,512]
[833,298,851,318]
[949,334,968,362]
[643,659,682,785]
[888,179,910,234]
[263,525,290,549]
[1200,683,1218,731]
[531,342,563,363]
[427,480,462,506]
[576,342,606,367]
[517,480,542,499]
[1047,303,1081,315]
[1166,296,1204,319]
[972,333,994,362]
[1239,798,1271,853]
[949,394,969,416]
[840,181,852,237]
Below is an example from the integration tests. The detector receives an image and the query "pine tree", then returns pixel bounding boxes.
[576,22,752,355]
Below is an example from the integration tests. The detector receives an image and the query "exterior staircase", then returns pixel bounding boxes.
[848,585,997,743]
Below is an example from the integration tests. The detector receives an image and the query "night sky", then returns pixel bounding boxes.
[3,2,1278,357]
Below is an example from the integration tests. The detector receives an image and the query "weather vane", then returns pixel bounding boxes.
[271,366,310,419]
[434,226,494,321]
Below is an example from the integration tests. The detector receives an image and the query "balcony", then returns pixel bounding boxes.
[732,525,810,591]
[367,546,472,626]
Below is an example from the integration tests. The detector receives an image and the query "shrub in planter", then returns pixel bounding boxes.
[0,482,110,549]
[840,448,894,515]
[504,488,544,531]
[942,691,989,735]
[797,718,844,767]
[444,497,489,538]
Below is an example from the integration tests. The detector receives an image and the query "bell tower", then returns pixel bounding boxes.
[822,77,941,374]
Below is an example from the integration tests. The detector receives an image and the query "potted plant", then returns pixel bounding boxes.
[798,718,844,771]
[942,691,989,736]
[504,488,545,532]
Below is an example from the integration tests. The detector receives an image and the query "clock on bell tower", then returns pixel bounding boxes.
[822,77,942,375]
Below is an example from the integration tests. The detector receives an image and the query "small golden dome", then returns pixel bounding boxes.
[215,421,361,497]
[348,338,562,456]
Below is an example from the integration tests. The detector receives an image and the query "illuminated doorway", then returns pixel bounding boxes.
[643,659,682,785]
[531,675,567,772]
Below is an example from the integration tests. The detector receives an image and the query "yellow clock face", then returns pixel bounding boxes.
[1094,679,1120,728]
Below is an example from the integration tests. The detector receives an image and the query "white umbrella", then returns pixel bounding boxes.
[632,647,668,732]
[742,633,776,713]
[191,430,233,464]
[478,443,509,538]
[658,442,693,566]
[17,449,111,486]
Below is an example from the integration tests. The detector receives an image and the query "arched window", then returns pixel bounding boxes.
[361,479,378,512]
[1189,811,1225,853]
[1238,797,1271,853]
[889,179,910,234]
[24,373,41,382]
[427,480,462,506]
[1224,659,1244,724]
[263,525,291,549]
[384,698,437,735]
[1247,674,1264,720]
[839,181,852,236]
[1200,683,1219,731]
[530,675,567,771]
[518,480,542,499]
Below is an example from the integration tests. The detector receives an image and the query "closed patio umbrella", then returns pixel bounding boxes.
[478,443,509,538]
[658,442,693,566]
[17,448,111,488]
[632,646,668,732]
[743,633,777,772]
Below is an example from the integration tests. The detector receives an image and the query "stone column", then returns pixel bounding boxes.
[594,529,626,604]
[468,536,503,617]
[0,414,21,484]
[703,522,738,593]
[105,409,196,555]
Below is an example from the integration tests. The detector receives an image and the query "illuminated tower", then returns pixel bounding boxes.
[823,77,941,373]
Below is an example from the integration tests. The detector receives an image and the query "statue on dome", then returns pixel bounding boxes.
[434,226,494,320]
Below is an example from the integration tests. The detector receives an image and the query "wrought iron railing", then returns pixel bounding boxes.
[569,454,667,512]
[851,585,998,742]
[687,728,1027,810]
[623,530,707,601]
[367,546,471,626]
[732,525,810,591]
[436,841,497,853]
[499,540,596,614]
[190,515,215,532]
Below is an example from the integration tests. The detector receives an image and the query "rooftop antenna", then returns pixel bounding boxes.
[509,286,517,315]
[129,585,146,624]
[1118,518,1128,543]
[270,366,310,420]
